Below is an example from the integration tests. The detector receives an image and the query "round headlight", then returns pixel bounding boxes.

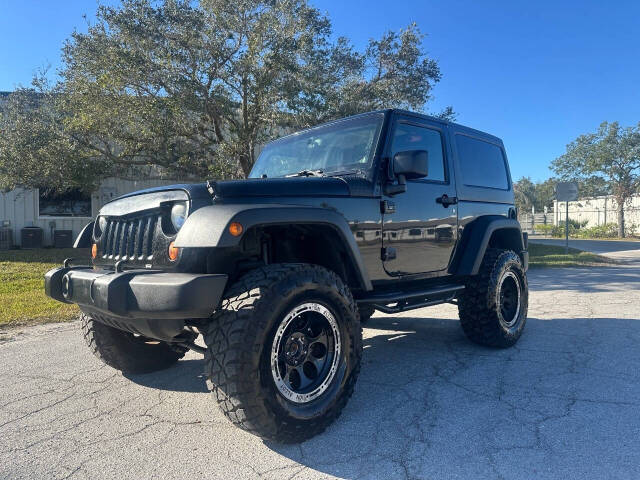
[95,216,108,238]
[170,202,187,232]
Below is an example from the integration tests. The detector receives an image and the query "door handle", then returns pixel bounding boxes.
[436,194,458,207]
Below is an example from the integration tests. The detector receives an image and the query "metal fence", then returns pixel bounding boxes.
[518,213,554,234]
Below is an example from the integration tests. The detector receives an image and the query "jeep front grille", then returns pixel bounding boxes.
[102,214,158,260]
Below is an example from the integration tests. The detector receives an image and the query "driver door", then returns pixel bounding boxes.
[381,116,458,276]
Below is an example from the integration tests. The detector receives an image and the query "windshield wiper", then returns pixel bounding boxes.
[324,168,366,177]
[285,169,326,178]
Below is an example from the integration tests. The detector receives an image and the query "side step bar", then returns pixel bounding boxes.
[356,284,465,314]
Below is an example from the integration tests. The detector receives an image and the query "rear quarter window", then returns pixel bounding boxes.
[455,134,510,190]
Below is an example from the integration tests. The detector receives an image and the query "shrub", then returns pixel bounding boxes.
[534,224,554,235]
[574,223,618,239]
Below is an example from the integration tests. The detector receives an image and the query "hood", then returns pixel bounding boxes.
[107,175,374,211]
[209,176,373,200]
[114,182,212,202]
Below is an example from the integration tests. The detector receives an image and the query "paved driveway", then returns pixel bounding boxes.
[2,265,640,479]
[530,237,640,263]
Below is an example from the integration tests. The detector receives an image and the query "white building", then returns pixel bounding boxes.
[0,177,191,247]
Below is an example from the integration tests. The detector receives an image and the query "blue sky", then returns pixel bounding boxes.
[1,0,639,181]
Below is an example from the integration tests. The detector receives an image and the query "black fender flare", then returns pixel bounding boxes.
[74,221,95,248]
[174,204,372,291]
[451,216,526,276]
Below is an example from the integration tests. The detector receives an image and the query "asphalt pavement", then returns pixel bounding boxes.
[2,262,640,479]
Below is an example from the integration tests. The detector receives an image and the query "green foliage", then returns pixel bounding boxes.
[574,223,619,239]
[542,219,588,238]
[0,0,449,189]
[568,218,589,229]
[626,222,639,237]
[513,176,557,213]
[578,177,610,198]
[538,220,638,239]
[0,83,109,192]
[513,176,536,212]
[534,224,554,235]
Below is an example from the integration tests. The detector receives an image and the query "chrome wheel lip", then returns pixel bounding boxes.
[498,270,521,328]
[271,302,341,404]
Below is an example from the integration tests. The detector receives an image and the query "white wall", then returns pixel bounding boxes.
[554,194,640,230]
[0,177,192,247]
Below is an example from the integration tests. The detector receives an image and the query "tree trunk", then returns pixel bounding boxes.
[617,197,625,238]
[238,153,251,178]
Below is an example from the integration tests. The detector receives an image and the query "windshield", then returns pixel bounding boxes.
[249,114,384,178]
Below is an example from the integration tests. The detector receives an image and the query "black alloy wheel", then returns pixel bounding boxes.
[498,270,521,328]
[271,302,341,404]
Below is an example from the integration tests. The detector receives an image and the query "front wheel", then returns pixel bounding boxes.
[81,313,187,373]
[203,264,362,443]
[458,248,528,348]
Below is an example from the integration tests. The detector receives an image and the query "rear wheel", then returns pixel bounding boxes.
[458,248,528,348]
[81,313,186,373]
[203,264,362,443]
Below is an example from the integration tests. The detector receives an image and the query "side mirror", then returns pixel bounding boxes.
[385,150,429,196]
[392,150,429,180]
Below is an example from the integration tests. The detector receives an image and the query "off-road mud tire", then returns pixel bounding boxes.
[458,248,528,348]
[203,263,362,443]
[81,313,187,373]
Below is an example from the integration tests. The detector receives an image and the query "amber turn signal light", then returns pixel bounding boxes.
[229,222,243,237]
[168,242,180,261]
[91,243,98,259]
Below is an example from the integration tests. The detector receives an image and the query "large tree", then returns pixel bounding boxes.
[513,177,537,213]
[0,0,450,190]
[513,176,557,214]
[0,81,108,192]
[534,177,557,212]
[552,121,640,237]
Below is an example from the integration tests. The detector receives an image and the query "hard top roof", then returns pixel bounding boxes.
[270,108,503,145]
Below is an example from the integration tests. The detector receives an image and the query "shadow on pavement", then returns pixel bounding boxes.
[125,359,208,393]
[528,265,640,292]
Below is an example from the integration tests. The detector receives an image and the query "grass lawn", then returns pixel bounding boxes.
[528,243,615,267]
[0,248,90,328]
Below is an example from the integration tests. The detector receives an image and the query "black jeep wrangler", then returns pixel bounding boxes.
[45,109,528,442]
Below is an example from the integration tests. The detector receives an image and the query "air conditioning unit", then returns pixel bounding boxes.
[54,230,74,248]
[21,227,44,249]
[0,227,12,250]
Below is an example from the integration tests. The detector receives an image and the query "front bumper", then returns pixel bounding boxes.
[45,266,227,320]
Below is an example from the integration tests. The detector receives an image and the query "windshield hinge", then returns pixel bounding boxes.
[381,247,396,261]
[380,200,396,214]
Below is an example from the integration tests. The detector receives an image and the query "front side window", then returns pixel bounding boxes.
[38,188,92,217]
[249,114,384,178]
[390,123,446,182]
[456,134,510,190]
